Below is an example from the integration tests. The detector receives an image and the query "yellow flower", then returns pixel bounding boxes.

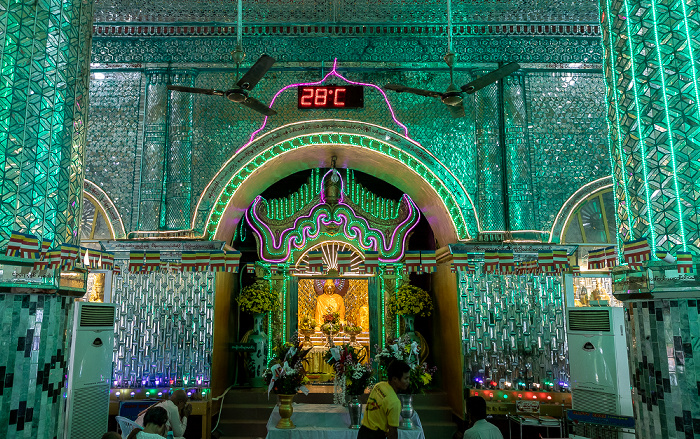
[421,373,431,385]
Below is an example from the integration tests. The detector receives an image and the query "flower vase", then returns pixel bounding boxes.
[323,329,337,347]
[398,394,414,429]
[276,393,296,429]
[300,328,314,349]
[249,312,267,388]
[403,314,416,335]
[348,394,362,429]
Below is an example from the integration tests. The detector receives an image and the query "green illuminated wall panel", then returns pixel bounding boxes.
[164,71,195,230]
[601,0,700,254]
[139,70,169,231]
[0,0,94,248]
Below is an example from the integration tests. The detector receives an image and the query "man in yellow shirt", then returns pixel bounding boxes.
[358,360,411,439]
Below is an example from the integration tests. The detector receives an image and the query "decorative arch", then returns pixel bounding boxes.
[83,180,126,239]
[193,120,480,246]
[548,176,613,243]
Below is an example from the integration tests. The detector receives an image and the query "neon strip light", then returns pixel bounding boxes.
[192,120,478,239]
[622,0,656,253]
[601,0,634,244]
[239,59,409,153]
[245,175,420,263]
[648,0,687,251]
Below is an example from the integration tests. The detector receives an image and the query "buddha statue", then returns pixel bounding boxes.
[315,279,345,327]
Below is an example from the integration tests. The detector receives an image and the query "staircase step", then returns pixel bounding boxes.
[221,403,277,421]
[420,420,459,439]
[415,406,454,423]
[216,419,268,438]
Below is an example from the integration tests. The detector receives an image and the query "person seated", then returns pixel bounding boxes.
[135,389,192,439]
[128,406,169,438]
[463,396,503,439]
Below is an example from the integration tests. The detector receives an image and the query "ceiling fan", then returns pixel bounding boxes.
[167,53,277,117]
[383,0,519,118]
[384,56,521,119]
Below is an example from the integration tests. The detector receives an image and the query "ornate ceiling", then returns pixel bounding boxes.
[93,0,599,25]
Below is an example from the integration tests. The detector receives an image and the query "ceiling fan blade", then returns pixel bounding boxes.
[446,102,466,119]
[240,96,277,116]
[236,54,276,91]
[384,83,444,99]
[461,62,521,94]
[167,85,225,96]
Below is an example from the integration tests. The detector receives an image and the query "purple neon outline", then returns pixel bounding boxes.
[245,172,420,263]
[251,194,418,259]
[236,59,409,154]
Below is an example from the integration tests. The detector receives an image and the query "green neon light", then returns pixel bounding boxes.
[602,0,634,247]
[206,133,471,241]
[245,186,420,263]
[648,0,687,251]
[282,267,288,344]
[621,0,657,254]
[380,267,385,345]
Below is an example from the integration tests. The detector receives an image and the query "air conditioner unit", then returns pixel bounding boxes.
[567,307,632,418]
[64,302,116,439]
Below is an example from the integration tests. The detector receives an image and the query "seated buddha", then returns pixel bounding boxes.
[315,279,345,327]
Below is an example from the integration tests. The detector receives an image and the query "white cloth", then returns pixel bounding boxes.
[135,400,188,439]
[265,403,425,439]
[463,419,503,439]
[136,432,165,439]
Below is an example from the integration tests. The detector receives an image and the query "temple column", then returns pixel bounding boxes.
[601,0,700,435]
[138,69,169,231]
[164,70,195,230]
[0,0,95,437]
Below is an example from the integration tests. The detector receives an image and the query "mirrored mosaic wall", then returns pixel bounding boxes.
[0,294,72,439]
[458,272,569,390]
[86,67,608,236]
[110,265,216,387]
[92,0,600,24]
[0,0,94,249]
[601,0,700,253]
[625,300,700,439]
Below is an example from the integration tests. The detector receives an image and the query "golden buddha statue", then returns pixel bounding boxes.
[315,279,345,326]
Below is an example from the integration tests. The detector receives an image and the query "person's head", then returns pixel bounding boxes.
[170,389,189,410]
[143,406,169,435]
[387,360,411,392]
[101,432,121,439]
[467,396,487,423]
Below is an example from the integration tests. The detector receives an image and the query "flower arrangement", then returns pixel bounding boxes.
[321,310,342,333]
[325,345,374,399]
[237,279,278,314]
[386,284,433,317]
[374,335,436,394]
[374,335,421,368]
[264,336,312,395]
[299,316,317,331]
[344,323,363,334]
[406,362,437,394]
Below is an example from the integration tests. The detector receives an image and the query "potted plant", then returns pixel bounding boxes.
[386,283,433,335]
[237,279,278,387]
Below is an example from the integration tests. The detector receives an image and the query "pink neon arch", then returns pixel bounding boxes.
[236,59,410,154]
